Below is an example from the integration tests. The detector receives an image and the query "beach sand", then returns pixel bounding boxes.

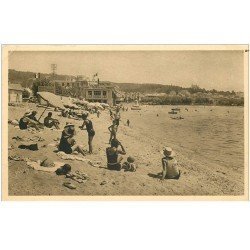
[7,103,244,196]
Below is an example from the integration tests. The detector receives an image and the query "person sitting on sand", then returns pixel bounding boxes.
[108,120,118,144]
[80,113,95,154]
[106,139,126,171]
[44,112,60,129]
[122,156,136,172]
[19,110,42,130]
[58,124,86,156]
[161,147,181,180]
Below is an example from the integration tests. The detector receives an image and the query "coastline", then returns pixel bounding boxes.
[7,103,244,196]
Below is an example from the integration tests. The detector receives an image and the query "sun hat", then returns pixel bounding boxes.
[162,147,176,158]
[24,109,32,116]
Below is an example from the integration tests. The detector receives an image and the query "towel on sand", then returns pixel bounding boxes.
[56,151,101,167]
[27,160,64,172]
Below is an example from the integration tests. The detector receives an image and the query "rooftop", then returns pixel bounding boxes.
[9,83,23,91]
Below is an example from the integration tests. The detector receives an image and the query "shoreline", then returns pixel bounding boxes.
[7,104,244,196]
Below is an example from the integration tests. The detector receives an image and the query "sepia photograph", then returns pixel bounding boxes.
[2,45,248,200]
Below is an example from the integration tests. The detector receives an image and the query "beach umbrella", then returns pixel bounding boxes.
[37,92,65,110]
[37,92,65,121]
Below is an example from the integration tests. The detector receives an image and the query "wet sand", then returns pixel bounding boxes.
[7,103,244,196]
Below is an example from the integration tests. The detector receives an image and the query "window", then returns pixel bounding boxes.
[103,91,107,96]
[88,91,92,96]
[94,91,101,96]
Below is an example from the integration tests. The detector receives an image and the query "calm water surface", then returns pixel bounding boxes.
[136,105,244,172]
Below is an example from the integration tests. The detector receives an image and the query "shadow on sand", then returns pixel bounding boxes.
[148,173,162,179]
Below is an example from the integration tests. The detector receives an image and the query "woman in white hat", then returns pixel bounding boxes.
[58,124,86,156]
[19,110,41,130]
[161,147,181,180]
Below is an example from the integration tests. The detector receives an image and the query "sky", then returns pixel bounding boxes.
[9,50,245,91]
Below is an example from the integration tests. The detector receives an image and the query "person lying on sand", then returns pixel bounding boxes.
[44,112,60,129]
[80,113,95,154]
[61,109,69,117]
[161,147,181,180]
[58,124,86,156]
[108,120,118,144]
[106,139,126,171]
[27,111,39,122]
[19,110,43,130]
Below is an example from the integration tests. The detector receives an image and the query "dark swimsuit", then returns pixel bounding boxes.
[19,117,28,130]
[85,119,95,137]
[106,147,121,171]
[58,130,73,154]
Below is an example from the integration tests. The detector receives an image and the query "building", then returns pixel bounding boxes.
[8,84,23,103]
[83,84,116,106]
[37,78,121,106]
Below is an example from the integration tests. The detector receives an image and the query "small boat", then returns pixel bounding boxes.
[171,116,184,120]
[131,100,142,110]
[168,111,178,114]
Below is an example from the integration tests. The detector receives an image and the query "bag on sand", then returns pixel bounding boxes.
[18,143,38,151]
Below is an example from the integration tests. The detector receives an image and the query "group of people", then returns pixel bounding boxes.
[19,110,60,131]
[18,105,181,179]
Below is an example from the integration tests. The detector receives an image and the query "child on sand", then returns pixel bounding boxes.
[161,147,181,180]
[108,120,118,144]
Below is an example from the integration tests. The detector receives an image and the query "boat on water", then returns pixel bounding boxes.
[131,100,142,110]
[171,107,181,111]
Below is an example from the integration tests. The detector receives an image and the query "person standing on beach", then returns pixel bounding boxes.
[80,113,95,154]
[114,111,121,128]
[127,119,130,127]
[161,147,181,180]
[108,120,118,144]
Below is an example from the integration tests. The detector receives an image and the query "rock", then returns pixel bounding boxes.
[63,182,76,189]
[100,181,107,185]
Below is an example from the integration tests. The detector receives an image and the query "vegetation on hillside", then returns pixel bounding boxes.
[9,69,244,106]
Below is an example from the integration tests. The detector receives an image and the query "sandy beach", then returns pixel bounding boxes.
[7,103,244,196]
